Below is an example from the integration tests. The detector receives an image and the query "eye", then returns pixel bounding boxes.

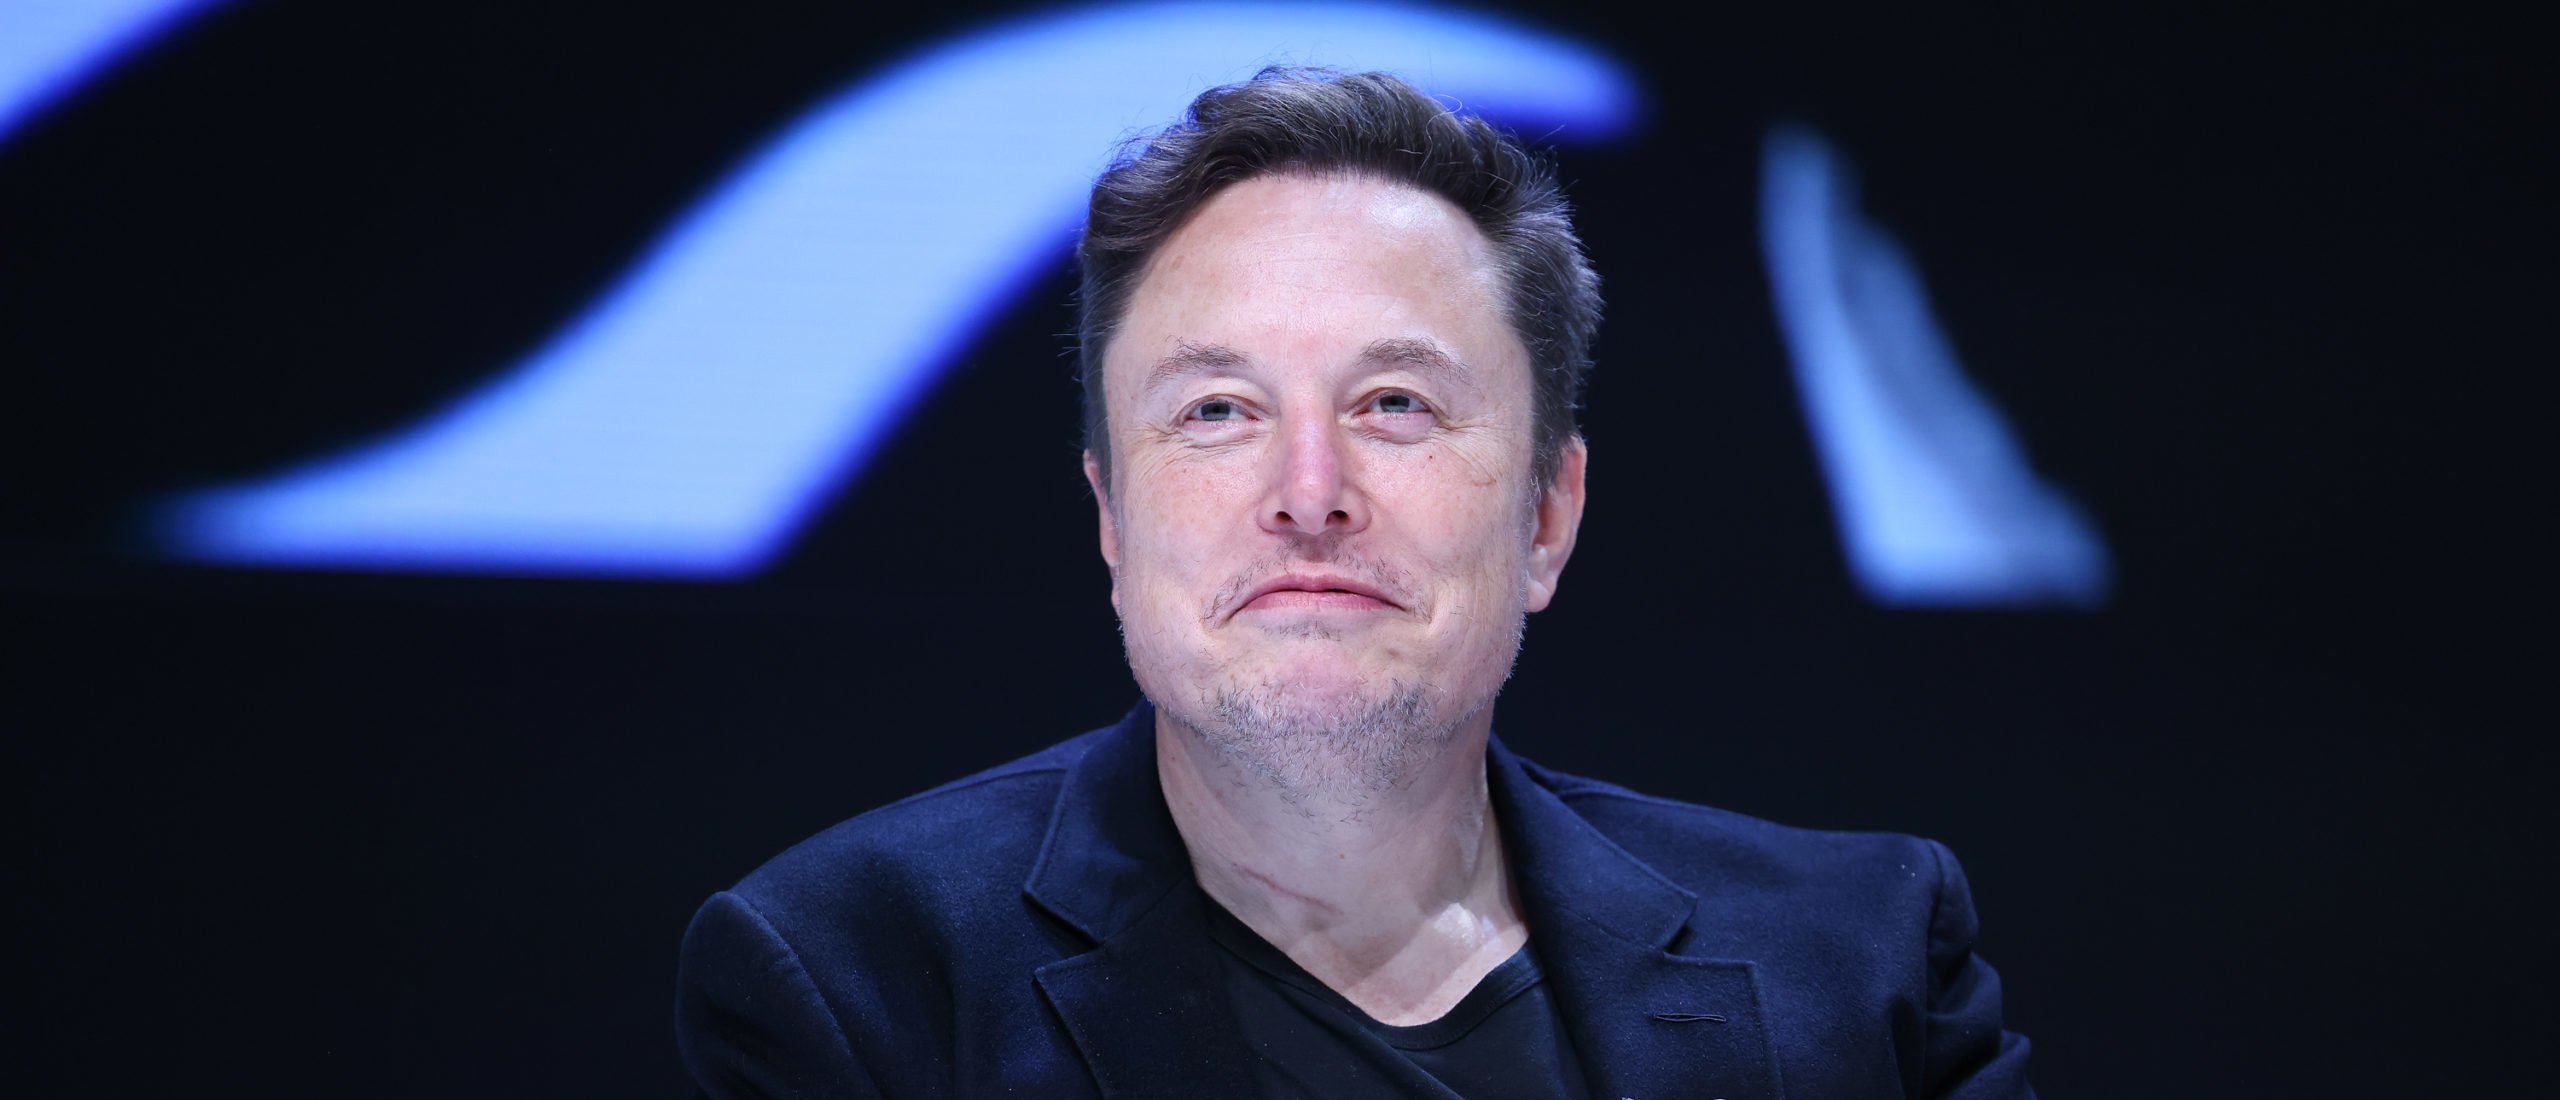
[1369,391,1428,416]
[1358,390,1437,442]
[1186,398,1245,423]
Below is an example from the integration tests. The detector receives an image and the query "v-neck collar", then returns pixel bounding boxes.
[1198,885,1550,1051]
[1021,702,1783,1100]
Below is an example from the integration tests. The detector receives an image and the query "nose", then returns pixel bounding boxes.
[1259,411,1370,539]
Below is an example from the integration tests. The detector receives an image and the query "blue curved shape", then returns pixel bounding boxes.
[158,1,1636,577]
[1760,125,2112,607]
[0,0,220,145]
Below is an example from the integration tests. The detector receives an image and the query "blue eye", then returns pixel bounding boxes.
[1373,392,1422,415]
[1192,399,1239,422]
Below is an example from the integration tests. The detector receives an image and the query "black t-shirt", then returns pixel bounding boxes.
[1204,899,1594,1099]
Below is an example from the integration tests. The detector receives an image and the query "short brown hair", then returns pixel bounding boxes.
[1075,66,1601,492]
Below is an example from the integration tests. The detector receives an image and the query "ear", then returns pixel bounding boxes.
[1524,436,1587,614]
[1082,450,1123,609]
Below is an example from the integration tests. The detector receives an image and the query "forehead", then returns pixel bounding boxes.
[1106,172,1523,396]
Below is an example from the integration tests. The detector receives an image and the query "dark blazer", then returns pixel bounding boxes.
[676,704,2033,1098]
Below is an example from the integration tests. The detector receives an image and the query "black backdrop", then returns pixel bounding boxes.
[5,2,2548,1095]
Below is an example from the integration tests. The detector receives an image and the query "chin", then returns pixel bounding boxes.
[1206,676,1445,795]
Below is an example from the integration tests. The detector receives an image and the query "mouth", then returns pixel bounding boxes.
[1233,573,1402,617]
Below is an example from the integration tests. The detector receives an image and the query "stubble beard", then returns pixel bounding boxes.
[1116,513,1541,816]
[1129,612,1527,818]
[1192,676,1461,814]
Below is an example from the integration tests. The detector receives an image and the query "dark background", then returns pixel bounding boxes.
[5,1,2547,1094]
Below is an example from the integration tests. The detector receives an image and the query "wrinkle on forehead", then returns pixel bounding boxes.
[1131,171,1504,317]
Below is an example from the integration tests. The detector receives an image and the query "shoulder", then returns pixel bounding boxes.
[724,728,1107,933]
[1517,754,1952,916]
[678,730,1120,1095]
[1491,751,2032,1094]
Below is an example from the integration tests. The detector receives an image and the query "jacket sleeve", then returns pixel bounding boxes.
[676,890,886,1100]
[1919,839,2036,1099]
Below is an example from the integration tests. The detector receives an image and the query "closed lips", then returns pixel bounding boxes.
[1236,574,1400,614]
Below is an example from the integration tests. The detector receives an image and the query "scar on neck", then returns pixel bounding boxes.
[1233,861,1342,916]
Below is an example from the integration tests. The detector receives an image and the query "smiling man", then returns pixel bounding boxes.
[677,68,2033,1099]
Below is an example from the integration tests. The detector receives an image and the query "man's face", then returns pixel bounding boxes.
[1086,172,1585,792]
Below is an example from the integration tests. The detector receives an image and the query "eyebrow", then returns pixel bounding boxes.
[1139,337,1477,398]
[1359,337,1474,388]
[1140,341,1250,398]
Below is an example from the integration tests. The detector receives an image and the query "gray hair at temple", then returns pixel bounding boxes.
[1074,66,1603,494]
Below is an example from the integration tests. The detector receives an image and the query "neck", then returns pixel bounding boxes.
[1154,706,1528,1026]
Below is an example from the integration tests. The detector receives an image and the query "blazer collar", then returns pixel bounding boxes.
[1022,703,1780,1100]
[1022,702,1255,1096]
[1022,701,1186,942]
[1489,740,1785,1100]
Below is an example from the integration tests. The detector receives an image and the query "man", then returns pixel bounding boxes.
[677,68,2032,1098]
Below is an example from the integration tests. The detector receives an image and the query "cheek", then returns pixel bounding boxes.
[1365,488,1532,648]
[1125,481,1222,556]
[1121,441,1258,528]
[1372,447,1533,561]
[1114,475,1245,609]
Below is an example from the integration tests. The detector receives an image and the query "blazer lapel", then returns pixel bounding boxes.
[1491,742,1785,1100]
[1022,711,1785,1099]
[1033,885,1258,1098]
[1022,704,1257,1098]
